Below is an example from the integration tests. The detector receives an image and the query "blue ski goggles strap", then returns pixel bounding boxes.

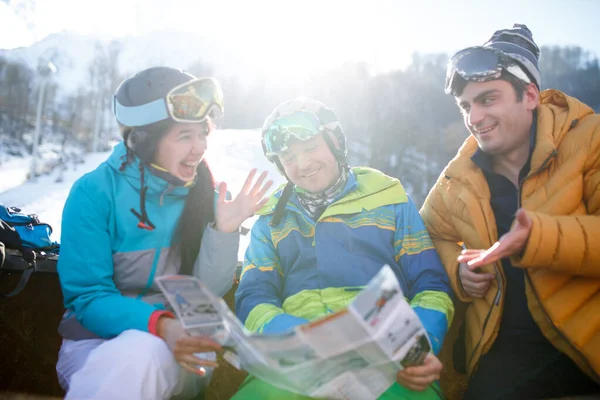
[445,46,531,95]
[262,111,324,156]
[113,77,224,127]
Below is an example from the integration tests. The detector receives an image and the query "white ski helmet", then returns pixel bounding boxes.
[261,97,347,173]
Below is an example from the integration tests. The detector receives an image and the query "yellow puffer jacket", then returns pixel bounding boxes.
[420,90,600,384]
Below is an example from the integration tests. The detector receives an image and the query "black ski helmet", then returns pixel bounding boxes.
[113,66,197,162]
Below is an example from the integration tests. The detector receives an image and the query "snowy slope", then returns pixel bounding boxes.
[0,156,35,194]
[0,129,285,261]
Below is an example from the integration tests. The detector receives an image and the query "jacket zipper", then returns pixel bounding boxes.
[159,184,175,206]
[466,258,503,372]
[466,150,558,374]
[445,177,504,372]
[464,227,504,370]
[466,287,499,372]
[492,265,503,306]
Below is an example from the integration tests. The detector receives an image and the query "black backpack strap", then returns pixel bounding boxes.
[0,264,35,297]
[0,248,40,298]
[0,219,24,250]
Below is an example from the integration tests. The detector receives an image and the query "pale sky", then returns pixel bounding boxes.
[1,0,599,75]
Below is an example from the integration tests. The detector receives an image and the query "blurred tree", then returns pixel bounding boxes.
[81,40,123,151]
[0,61,33,140]
[540,45,600,111]
[3,40,597,197]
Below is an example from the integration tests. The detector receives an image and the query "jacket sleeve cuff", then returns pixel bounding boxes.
[444,253,471,302]
[452,261,472,302]
[209,221,244,236]
[262,314,309,335]
[245,303,285,333]
[511,210,547,268]
[148,310,175,337]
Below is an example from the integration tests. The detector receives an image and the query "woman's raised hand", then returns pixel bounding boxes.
[215,168,273,233]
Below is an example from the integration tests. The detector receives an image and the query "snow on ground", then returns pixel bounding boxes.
[0,156,34,194]
[0,129,285,261]
[0,136,67,193]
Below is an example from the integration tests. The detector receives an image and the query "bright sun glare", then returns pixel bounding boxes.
[208,1,415,79]
[7,0,597,82]
[2,0,413,80]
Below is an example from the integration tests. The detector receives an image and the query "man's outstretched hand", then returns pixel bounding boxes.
[458,208,532,269]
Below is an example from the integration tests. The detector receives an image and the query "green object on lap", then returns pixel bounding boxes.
[230,376,443,399]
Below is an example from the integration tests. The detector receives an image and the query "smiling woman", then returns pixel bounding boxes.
[153,122,211,182]
[54,66,273,400]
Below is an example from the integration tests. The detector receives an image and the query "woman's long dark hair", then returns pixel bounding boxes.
[121,120,217,275]
[172,159,216,275]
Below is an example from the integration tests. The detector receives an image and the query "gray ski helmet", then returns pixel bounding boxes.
[114,66,196,161]
[261,97,347,173]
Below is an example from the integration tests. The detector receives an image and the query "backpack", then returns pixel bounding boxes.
[0,204,59,297]
[0,205,59,250]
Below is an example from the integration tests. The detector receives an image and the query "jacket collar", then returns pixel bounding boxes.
[258,166,406,217]
[106,142,191,198]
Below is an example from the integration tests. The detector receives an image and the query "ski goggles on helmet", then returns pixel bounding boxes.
[262,111,324,156]
[445,46,532,95]
[113,77,224,127]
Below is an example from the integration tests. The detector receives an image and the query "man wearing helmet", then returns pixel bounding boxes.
[234,97,454,399]
[421,24,600,398]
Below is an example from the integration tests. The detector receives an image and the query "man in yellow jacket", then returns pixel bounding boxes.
[420,23,600,399]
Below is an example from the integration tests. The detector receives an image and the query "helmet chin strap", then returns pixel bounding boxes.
[269,182,295,227]
[130,162,156,231]
[321,130,348,169]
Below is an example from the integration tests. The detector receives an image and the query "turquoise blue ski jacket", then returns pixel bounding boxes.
[58,142,239,340]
